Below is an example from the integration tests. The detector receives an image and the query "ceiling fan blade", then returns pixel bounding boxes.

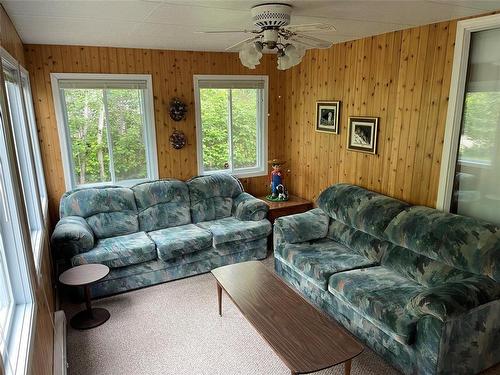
[284,23,336,33]
[196,30,260,34]
[225,36,260,52]
[291,33,333,49]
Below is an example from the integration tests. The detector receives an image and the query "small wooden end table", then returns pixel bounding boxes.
[59,264,110,330]
[212,261,363,375]
[258,195,313,224]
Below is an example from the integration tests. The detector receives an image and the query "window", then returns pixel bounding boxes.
[0,59,35,375]
[1,53,44,263]
[194,75,268,178]
[438,14,500,225]
[20,67,48,218]
[51,73,158,190]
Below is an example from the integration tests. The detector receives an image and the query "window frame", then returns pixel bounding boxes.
[50,73,158,190]
[0,51,37,375]
[193,74,269,178]
[0,50,45,273]
[437,13,500,211]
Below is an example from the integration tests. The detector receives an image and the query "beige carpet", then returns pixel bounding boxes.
[64,257,500,375]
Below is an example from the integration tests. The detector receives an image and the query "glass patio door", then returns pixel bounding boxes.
[439,15,500,226]
[451,28,500,224]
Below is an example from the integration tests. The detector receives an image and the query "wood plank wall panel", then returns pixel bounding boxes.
[0,6,24,65]
[0,6,54,375]
[23,45,285,223]
[283,19,458,207]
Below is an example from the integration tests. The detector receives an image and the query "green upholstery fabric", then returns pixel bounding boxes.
[408,276,500,322]
[385,205,500,281]
[60,186,139,239]
[71,231,156,268]
[51,216,94,259]
[327,219,391,262]
[275,183,500,374]
[328,266,424,344]
[274,208,329,244]
[149,224,212,261]
[232,192,269,221]
[187,174,243,223]
[317,183,409,239]
[277,239,377,290]
[381,245,475,287]
[132,179,191,232]
[196,217,271,246]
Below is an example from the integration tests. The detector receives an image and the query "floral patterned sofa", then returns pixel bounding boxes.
[274,183,500,375]
[51,173,271,297]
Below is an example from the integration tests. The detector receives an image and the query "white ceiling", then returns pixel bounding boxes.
[3,0,500,52]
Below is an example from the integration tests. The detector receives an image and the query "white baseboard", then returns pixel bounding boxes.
[53,311,67,375]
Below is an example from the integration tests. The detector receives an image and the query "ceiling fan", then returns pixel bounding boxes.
[197,3,335,70]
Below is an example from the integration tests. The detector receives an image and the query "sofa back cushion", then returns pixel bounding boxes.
[381,245,476,287]
[385,206,500,282]
[317,184,409,239]
[187,173,243,223]
[60,186,139,239]
[132,179,191,232]
[327,220,391,262]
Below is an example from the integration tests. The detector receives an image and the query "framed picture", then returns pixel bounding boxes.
[347,116,379,154]
[316,101,340,134]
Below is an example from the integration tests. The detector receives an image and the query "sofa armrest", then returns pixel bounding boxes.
[232,192,269,221]
[51,216,95,259]
[407,276,500,322]
[274,208,329,247]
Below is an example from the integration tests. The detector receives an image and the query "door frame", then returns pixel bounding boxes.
[437,13,500,211]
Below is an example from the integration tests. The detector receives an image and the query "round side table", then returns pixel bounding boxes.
[59,263,110,330]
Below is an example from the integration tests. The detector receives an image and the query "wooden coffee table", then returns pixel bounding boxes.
[211,261,363,375]
[59,263,110,330]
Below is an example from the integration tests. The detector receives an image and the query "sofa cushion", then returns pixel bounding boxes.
[60,186,139,239]
[317,184,408,239]
[149,224,212,261]
[278,239,378,290]
[132,179,191,232]
[328,266,424,344]
[71,231,156,268]
[274,208,330,244]
[407,275,500,322]
[327,219,391,262]
[196,217,271,246]
[381,244,476,287]
[187,174,243,223]
[385,205,500,281]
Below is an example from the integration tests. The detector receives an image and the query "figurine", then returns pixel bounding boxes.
[266,159,289,201]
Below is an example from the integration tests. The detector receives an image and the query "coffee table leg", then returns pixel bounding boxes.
[217,282,222,316]
[345,359,351,375]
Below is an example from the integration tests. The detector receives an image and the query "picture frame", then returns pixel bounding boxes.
[347,116,379,154]
[315,101,340,134]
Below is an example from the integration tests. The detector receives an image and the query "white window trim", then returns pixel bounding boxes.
[0,49,45,275]
[0,52,37,375]
[50,73,158,191]
[193,74,269,178]
[437,13,500,211]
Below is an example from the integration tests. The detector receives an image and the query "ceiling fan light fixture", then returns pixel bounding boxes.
[239,42,263,69]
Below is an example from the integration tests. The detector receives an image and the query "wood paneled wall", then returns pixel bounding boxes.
[0,6,24,65]
[283,19,458,207]
[24,45,285,222]
[0,6,54,375]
